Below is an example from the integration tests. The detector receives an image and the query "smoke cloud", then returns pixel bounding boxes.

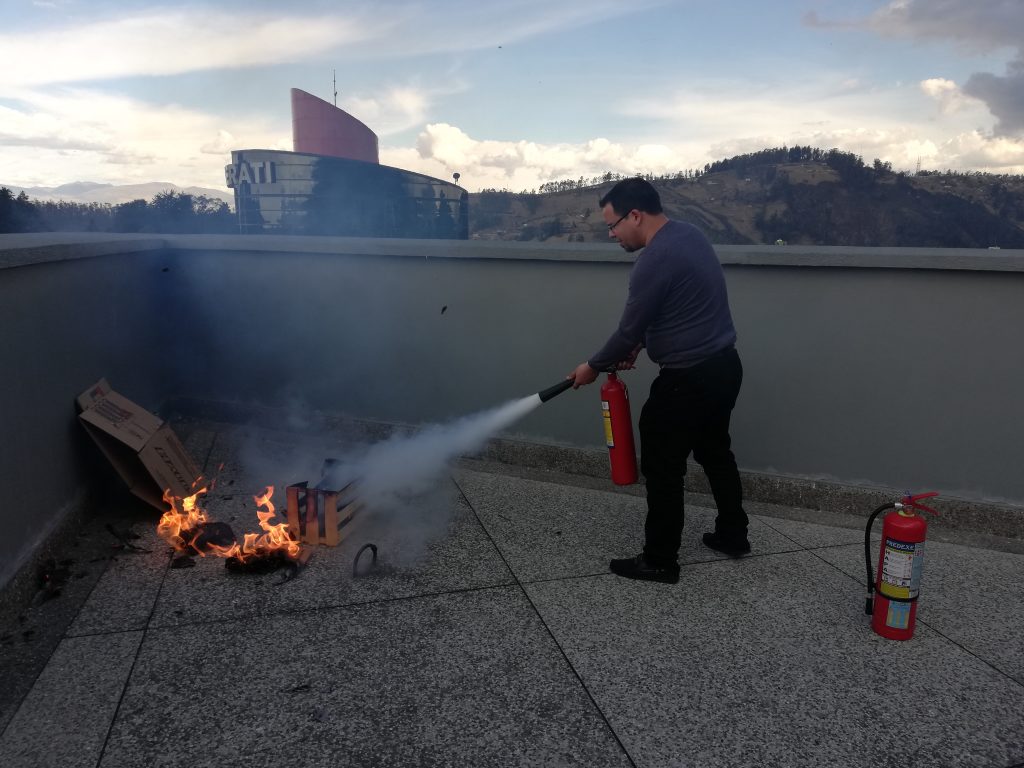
[324,394,542,511]
[300,393,546,565]
[219,394,546,566]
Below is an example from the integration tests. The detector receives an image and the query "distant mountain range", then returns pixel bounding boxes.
[1,181,234,207]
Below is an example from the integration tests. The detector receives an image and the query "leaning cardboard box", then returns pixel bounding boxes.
[76,379,205,510]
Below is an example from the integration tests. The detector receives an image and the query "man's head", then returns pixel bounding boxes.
[599,177,666,252]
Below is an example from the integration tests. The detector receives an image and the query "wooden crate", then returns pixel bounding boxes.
[285,481,361,547]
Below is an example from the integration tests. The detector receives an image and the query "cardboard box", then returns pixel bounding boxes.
[76,379,205,510]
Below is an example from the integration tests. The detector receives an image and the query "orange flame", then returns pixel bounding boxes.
[158,487,209,552]
[158,485,301,562]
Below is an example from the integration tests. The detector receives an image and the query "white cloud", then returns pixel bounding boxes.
[7,72,1023,193]
[382,110,1024,194]
[0,11,371,88]
[347,87,432,136]
[0,101,112,152]
[1,1,664,90]
[0,88,288,188]
[389,123,710,191]
[920,77,977,114]
[200,129,237,155]
[937,130,1024,169]
[321,0,666,61]
[4,1,1022,192]
[813,1,1024,136]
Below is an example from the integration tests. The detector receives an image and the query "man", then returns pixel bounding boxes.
[569,177,749,584]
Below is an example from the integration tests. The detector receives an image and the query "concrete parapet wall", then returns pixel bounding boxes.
[2,233,1023,590]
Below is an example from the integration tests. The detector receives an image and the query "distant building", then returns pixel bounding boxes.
[225,89,467,238]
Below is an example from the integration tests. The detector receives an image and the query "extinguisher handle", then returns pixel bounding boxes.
[902,491,940,516]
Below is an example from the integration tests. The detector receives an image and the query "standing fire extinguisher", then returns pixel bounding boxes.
[600,372,638,485]
[864,491,939,640]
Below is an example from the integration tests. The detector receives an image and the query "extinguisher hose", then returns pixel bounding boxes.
[864,503,895,615]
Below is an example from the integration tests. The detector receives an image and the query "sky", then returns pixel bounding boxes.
[1,0,1023,193]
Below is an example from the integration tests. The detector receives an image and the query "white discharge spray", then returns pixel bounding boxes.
[327,393,546,512]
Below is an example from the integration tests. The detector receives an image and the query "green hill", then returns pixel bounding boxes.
[468,147,1024,248]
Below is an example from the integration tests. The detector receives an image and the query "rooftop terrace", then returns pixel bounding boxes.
[1,234,1022,767]
[2,415,1023,767]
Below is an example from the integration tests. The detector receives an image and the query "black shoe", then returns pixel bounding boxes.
[702,532,751,557]
[609,554,680,584]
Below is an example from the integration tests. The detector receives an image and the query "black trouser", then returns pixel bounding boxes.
[639,346,748,565]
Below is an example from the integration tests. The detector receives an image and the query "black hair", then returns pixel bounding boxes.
[599,177,663,215]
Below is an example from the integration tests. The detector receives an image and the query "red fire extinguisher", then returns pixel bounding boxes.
[600,372,638,485]
[864,491,939,641]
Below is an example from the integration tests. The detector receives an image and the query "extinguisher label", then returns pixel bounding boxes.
[879,539,925,600]
[601,402,614,447]
[885,601,912,630]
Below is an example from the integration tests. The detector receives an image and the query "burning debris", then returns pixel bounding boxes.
[157,486,303,572]
[156,471,374,580]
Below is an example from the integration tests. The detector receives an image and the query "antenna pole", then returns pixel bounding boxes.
[333,70,337,106]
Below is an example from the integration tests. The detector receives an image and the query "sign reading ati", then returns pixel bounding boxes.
[225,160,276,188]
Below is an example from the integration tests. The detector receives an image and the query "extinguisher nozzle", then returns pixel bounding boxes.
[538,379,574,403]
[864,596,874,616]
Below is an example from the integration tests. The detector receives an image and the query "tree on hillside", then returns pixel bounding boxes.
[188,195,235,234]
[0,188,40,233]
[0,187,17,232]
[141,191,235,234]
[29,200,111,231]
[5,190,236,234]
[150,190,196,233]
[112,199,148,232]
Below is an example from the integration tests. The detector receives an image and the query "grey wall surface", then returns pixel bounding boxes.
[2,233,1023,589]
[0,240,177,587]
[726,265,1023,503]
[159,244,636,442]
[159,237,1024,506]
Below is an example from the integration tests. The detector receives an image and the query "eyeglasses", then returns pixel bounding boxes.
[607,211,631,232]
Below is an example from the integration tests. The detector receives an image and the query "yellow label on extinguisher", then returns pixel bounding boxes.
[878,538,925,600]
[602,401,614,447]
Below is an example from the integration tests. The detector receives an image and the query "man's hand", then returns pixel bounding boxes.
[615,344,643,371]
[569,362,599,389]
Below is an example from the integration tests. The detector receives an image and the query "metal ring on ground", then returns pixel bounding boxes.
[352,543,378,577]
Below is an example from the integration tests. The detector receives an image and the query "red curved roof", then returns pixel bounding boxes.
[291,88,379,164]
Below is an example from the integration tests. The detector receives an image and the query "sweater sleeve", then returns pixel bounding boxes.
[588,252,669,371]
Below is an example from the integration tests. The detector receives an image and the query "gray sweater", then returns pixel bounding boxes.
[589,220,737,371]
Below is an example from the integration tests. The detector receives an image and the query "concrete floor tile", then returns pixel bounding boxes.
[524,552,1024,768]
[0,510,148,733]
[454,469,798,582]
[754,514,876,549]
[816,540,1024,682]
[0,631,142,768]
[148,489,513,627]
[67,524,168,636]
[99,588,631,768]
[921,542,1024,681]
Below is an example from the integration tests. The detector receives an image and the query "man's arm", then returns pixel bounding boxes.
[588,253,667,371]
